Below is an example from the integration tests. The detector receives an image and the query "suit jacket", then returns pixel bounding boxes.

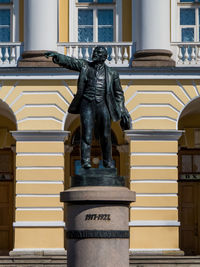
[53,54,125,122]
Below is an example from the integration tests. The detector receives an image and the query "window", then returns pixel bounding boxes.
[69,0,122,42]
[0,0,11,42]
[178,0,200,42]
[179,151,200,180]
[0,0,19,42]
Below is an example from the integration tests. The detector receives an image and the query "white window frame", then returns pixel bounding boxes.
[0,0,19,42]
[69,0,122,42]
[171,0,200,42]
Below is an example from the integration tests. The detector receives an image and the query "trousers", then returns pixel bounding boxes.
[80,98,112,167]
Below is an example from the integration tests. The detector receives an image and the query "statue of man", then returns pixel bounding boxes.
[45,46,131,169]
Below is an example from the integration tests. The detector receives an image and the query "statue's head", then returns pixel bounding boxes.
[92,46,107,63]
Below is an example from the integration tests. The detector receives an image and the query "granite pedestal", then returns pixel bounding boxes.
[60,168,136,267]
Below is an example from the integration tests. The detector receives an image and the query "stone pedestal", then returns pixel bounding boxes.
[60,168,136,267]
[132,50,175,67]
[18,51,59,67]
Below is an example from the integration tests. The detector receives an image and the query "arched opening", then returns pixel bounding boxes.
[69,126,120,176]
[64,114,127,182]
[0,100,16,255]
[178,97,200,255]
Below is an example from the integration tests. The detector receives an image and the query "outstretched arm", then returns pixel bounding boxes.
[45,51,86,72]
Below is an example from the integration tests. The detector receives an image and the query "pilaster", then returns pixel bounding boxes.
[10,131,69,256]
[125,130,184,255]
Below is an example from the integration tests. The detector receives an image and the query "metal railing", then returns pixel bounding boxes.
[57,42,134,67]
[0,42,22,67]
[171,42,200,66]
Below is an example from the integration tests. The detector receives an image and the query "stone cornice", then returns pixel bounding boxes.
[11,131,70,142]
[125,130,184,141]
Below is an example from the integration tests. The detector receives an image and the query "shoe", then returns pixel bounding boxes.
[103,161,115,168]
[82,162,92,169]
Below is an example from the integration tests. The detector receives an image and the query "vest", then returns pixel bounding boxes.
[83,64,106,103]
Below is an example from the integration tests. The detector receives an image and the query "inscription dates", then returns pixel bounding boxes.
[85,214,111,221]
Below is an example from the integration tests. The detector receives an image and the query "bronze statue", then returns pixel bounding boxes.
[45,46,131,169]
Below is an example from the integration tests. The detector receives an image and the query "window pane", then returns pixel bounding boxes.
[182,28,194,41]
[98,10,113,42]
[0,28,10,42]
[180,0,195,2]
[98,28,113,41]
[98,0,113,2]
[0,10,10,25]
[78,0,93,2]
[98,10,113,25]
[78,28,93,42]
[180,8,195,25]
[193,155,200,172]
[78,10,93,25]
[181,155,192,172]
[0,0,10,2]
[199,8,200,24]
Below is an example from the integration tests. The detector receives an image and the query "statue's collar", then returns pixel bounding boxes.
[93,62,105,70]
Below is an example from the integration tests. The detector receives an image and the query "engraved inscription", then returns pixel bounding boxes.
[85,214,111,221]
[67,230,129,239]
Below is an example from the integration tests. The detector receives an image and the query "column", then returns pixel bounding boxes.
[132,0,175,67]
[18,0,58,67]
[11,131,69,256]
[125,130,183,255]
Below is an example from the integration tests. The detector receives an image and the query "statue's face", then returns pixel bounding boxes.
[92,47,107,63]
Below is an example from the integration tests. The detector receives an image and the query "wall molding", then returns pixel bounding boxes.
[125,130,183,141]
[13,221,65,227]
[11,131,70,141]
[129,220,180,227]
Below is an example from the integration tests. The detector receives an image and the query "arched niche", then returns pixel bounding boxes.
[178,96,200,255]
[63,113,129,188]
[0,99,17,255]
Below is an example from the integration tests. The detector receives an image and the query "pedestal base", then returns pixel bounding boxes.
[60,169,136,267]
[132,49,175,67]
[18,50,59,67]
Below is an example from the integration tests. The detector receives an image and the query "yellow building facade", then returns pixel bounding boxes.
[0,0,199,258]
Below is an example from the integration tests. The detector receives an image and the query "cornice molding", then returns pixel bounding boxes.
[11,131,70,142]
[125,130,184,141]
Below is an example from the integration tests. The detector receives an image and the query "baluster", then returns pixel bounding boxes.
[66,46,70,56]
[71,46,76,58]
[117,47,122,65]
[177,46,183,65]
[4,47,9,64]
[184,46,189,65]
[16,45,21,63]
[123,46,128,65]
[10,47,16,65]
[88,47,92,61]
[196,46,200,65]
[0,48,2,65]
[129,45,132,62]
[190,46,196,65]
[85,47,89,61]
[78,47,83,59]
[110,46,116,64]
[106,46,110,65]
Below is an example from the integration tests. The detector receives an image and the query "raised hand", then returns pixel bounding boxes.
[44,51,58,58]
